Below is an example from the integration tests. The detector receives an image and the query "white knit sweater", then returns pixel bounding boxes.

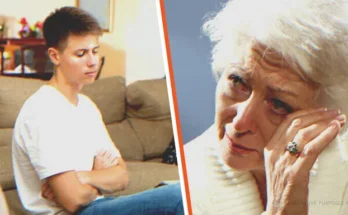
[185,125,348,215]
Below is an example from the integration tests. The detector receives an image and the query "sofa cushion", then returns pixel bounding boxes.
[82,76,126,124]
[0,186,10,215]
[128,118,173,159]
[113,161,179,196]
[126,79,171,120]
[4,189,26,215]
[0,129,16,191]
[0,77,44,128]
[106,121,144,161]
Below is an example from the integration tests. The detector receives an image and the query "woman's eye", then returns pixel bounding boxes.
[266,98,293,115]
[228,74,250,94]
[93,49,99,54]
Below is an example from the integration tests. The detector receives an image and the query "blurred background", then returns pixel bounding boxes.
[164,0,221,143]
[0,0,166,84]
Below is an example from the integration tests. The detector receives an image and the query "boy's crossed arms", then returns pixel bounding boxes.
[40,150,128,214]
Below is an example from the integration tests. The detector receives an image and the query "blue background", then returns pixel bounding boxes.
[164,0,222,143]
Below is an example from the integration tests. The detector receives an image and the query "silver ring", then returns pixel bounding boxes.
[286,141,299,155]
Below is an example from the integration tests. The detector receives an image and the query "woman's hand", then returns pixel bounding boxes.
[264,108,345,215]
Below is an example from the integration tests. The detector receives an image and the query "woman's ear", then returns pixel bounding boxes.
[47,47,60,66]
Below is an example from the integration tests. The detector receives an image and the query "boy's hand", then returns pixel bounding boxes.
[41,181,55,203]
[93,150,119,170]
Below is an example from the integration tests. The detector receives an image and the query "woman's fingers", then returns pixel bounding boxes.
[269,108,325,144]
[278,118,342,165]
[265,108,343,215]
[269,108,342,151]
[283,110,342,141]
[293,120,340,172]
[291,118,342,152]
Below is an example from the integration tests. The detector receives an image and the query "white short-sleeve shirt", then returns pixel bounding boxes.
[12,85,121,215]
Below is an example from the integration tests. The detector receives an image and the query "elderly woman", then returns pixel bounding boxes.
[184,0,348,214]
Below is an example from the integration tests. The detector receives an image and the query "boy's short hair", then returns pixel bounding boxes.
[43,6,102,50]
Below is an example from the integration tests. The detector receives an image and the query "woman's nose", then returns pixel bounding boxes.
[232,96,258,135]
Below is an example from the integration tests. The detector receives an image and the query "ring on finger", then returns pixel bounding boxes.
[286,141,300,155]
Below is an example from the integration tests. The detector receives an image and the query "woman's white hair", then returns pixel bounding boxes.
[203,0,348,159]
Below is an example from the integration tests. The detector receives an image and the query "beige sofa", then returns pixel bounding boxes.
[0,76,179,215]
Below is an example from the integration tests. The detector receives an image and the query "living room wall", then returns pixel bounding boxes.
[0,0,166,83]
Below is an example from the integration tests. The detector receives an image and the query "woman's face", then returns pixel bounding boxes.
[215,44,319,171]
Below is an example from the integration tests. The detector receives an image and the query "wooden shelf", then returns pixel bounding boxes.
[0,38,45,45]
[0,38,48,76]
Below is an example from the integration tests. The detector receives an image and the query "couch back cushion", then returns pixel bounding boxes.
[0,77,45,128]
[82,76,126,124]
[106,121,144,161]
[128,118,173,159]
[126,79,171,120]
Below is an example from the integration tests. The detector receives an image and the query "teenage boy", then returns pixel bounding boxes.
[12,7,183,215]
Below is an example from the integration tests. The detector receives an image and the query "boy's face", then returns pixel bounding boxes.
[56,34,100,86]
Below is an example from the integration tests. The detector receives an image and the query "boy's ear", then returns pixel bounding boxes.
[47,47,60,66]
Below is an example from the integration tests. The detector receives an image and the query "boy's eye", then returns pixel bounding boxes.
[228,74,250,94]
[93,48,99,54]
[76,51,85,57]
[266,98,293,115]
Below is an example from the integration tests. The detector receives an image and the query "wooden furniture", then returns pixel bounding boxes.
[0,38,48,75]
[95,56,105,80]
[0,38,45,46]
[0,45,4,74]
[0,38,105,81]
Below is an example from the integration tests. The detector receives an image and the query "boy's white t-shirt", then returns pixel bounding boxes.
[12,85,121,215]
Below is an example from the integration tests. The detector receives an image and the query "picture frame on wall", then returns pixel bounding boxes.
[76,0,113,32]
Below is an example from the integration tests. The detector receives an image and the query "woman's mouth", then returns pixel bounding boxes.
[226,134,256,155]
